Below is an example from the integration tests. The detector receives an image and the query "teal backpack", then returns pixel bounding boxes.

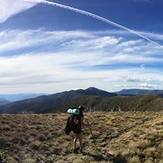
[67,108,80,115]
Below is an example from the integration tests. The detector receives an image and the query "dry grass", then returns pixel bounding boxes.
[0,112,162,163]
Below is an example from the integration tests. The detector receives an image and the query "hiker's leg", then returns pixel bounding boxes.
[78,133,83,152]
[73,134,78,152]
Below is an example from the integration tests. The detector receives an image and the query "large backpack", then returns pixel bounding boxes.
[65,116,72,135]
[65,109,81,135]
[67,108,80,115]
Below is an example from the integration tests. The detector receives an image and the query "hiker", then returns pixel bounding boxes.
[65,105,85,153]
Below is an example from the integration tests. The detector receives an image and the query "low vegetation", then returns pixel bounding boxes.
[0,112,162,162]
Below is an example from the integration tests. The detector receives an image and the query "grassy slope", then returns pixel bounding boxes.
[0,112,162,163]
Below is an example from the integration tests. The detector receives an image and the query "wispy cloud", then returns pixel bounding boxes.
[0,30,95,55]
[0,0,36,23]
[0,52,163,93]
[0,29,163,93]
[0,29,162,55]
[140,83,155,89]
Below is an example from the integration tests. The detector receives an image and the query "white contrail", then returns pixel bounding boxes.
[25,0,161,47]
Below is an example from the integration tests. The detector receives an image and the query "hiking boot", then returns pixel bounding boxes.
[80,148,86,155]
[79,148,83,153]
[73,149,78,154]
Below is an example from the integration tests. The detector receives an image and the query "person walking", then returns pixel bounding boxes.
[65,105,85,153]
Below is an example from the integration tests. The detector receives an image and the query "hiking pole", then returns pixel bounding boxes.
[84,119,94,138]
[88,125,93,138]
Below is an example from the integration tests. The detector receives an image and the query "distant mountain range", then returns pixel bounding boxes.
[0,94,43,102]
[0,99,10,106]
[0,87,163,114]
[117,89,163,96]
[0,87,116,113]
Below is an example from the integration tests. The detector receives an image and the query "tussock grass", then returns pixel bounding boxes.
[0,112,162,162]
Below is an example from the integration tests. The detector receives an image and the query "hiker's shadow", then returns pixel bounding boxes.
[112,154,128,163]
[83,152,105,161]
[84,152,128,163]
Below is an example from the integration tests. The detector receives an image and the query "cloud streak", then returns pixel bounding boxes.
[25,0,161,47]
[0,0,161,47]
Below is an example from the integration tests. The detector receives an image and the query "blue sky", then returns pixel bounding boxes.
[0,0,163,93]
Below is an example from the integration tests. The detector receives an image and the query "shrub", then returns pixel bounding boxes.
[30,140,41,150]
[129,156,141,163]
[0,138,9,149]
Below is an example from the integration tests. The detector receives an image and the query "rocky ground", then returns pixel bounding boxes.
[0,112,162,163]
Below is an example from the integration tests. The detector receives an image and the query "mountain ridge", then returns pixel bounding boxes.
[0,87,116,114]
[0,98,10,106]
[117,89,163,96]
[0,94,43,102]
[0,87,163,114]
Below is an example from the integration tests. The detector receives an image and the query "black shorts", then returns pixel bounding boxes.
[72,127,82,134]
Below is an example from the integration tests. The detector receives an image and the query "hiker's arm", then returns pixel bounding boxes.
[81,117,84,128]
